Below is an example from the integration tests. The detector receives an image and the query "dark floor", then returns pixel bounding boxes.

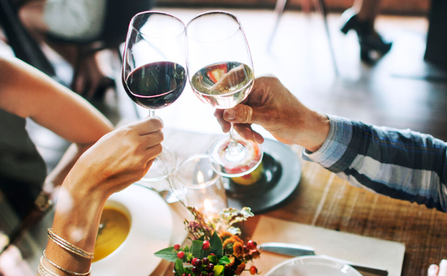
[1,7,447,275]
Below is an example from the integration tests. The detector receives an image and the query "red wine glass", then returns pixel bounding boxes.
[186,11,263,177]
[122,11,186,181]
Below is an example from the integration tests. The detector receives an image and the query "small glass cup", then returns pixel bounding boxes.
[177,154,228,220]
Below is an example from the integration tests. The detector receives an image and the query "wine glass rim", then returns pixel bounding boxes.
[130,10,186,38]
[186,10,243,43]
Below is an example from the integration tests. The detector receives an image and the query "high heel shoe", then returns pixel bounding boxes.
[340,9,392,63]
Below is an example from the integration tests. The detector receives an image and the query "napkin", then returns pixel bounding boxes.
[252,216,405,276]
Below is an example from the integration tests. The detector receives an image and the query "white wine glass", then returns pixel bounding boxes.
[122,11,186,181]
[186,11,263,177]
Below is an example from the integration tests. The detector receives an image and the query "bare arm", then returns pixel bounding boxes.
[0,56,114,190]
[42,118,163,275]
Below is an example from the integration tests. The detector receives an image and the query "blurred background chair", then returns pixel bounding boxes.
[268,0,338,76]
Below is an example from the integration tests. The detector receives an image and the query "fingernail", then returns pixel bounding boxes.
[225,110,235,120]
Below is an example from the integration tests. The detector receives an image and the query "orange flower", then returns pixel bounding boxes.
[233,242,244,258]
[234,262,246,275]
[223,236,244,254]
[219,231,233,242]
[225,256,236,269]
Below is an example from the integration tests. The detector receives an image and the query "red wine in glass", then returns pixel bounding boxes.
[123,61,186,109]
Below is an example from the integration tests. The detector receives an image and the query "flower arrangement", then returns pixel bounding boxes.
[155,206,261,276]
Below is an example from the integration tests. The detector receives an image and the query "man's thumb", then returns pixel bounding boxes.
[223,105,255,124]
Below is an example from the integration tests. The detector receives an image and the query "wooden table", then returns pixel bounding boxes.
[161,129,447,276]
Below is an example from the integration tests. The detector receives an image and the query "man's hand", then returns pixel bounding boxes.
[215,75,330,152]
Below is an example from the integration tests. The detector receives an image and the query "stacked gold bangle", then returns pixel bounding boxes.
[42,250,91,276]
[40,228,94,275]
[38,256,60,276]
[47,228,94,259]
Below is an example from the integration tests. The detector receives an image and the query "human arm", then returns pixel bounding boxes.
[40,117,163,275]
[0,56,114,192]
[215,75,447,212]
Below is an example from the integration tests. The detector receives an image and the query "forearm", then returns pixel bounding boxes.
[45,143,93,191]
[43,174,109,275]
[304,115,447,212]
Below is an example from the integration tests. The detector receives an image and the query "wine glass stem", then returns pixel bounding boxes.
[228,123,241,156]
[149,109,155,118]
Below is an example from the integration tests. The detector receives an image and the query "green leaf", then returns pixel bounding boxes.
[154,247,178,263]
[210,231,223,258]
[191,240,208,259]
[213,264,225,276]
[218,256,231,265]
[208,254,218,264]
[174,259,184,275]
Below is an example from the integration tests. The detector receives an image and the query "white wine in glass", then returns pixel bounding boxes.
[186,11,262,178]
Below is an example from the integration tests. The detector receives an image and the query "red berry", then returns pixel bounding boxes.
[182,274,186,276]
[177,251,185,259]
[206,263,214,272]
[174,244,181,250]
[195,259,202,267]
[202,240,210,250]
[192,258,198,265]
[247,240,257,250]
[249,265,258,275]
[208,273,214,276]
[202,257,210,265]
[192,267,199,274]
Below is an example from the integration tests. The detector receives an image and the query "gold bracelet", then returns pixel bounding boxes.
[42,250,91,276]
[38,256,61,276]
[47,228,94,259]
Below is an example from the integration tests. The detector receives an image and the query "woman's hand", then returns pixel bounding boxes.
[428,260,447,276]
[63,117,163,201]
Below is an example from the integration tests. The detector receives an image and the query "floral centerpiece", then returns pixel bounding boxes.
[155,206,261,276]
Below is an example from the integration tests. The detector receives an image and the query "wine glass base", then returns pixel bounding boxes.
[140,145,176,182]
[209,135,263,178]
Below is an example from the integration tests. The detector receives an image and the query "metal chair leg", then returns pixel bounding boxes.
[312,0,339,76]
[268,0,288,50]
[268,0,339,76]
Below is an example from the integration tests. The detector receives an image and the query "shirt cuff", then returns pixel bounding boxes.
[302,115,353,168]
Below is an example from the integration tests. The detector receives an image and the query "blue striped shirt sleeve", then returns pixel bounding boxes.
[303,115,447,212]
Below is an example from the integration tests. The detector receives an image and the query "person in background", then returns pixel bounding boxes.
[214,75,446,276]
[18,0,113,99]
[340,0,392,63]
[18,0,153,100]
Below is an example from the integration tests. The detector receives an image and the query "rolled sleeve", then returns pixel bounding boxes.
[302,115,353,170]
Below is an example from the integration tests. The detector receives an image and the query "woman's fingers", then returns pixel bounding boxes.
[133,117,164,136]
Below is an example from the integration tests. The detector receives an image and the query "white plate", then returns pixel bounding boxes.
[265,256,362,276]
[91,184,173,276]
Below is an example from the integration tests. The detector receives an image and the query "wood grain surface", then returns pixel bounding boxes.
[161,129,447,276]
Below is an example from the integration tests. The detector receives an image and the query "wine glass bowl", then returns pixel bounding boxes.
[186,11,263,178]
[122,11,186,181]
